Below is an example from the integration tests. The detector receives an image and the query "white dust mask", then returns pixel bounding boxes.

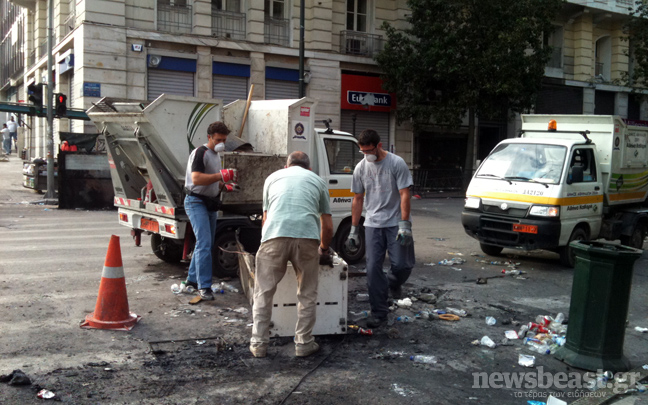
[213,143,226,153]
[365,154,378,163]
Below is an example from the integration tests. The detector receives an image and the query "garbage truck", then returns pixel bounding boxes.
[462,115,648,267]
[87,95,365,277]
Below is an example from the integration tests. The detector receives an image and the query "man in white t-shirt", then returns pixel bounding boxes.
[6,117,18,153]
[347,129,415,329]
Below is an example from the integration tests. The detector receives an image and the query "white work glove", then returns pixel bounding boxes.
[396,220,413,246]
[345,225,360,252]
[220,168,238,183]
[222,183,241,192]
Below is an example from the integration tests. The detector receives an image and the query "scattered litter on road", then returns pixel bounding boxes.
[450,267,462,271]
[505,330,519,340]
[643,364,648,370]
[0,370,31,386]
[445,307,467,317]
[428,237,446,241]
[392,383,415,397]
[418,293,437,303]
[635,326,648,333]
[438,314,460,322]
[356,293,370,302]
[470,252,484,257]
[396,316,413,323]
[423,262,436,266]
[232,307,249,314]
[480,336,496,348]
[485,316,496,325]
[348,325,373,335]
[37,389,56,399]
[196,340,206,345]
[371,350,405,360]
[410,355,437,364]
[396,298,412,308]
[447,252,464,256]
[438,258,466,266]
[518,354,536,367]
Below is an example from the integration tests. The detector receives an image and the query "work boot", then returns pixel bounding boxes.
[250,344,268,358]
[198,288,214,301]
[366,316,387,329]
[295,341,320,357]
[389,284,403,299]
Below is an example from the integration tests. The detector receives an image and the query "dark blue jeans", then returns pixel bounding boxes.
[185,195,218,289]
[365,226,415,320]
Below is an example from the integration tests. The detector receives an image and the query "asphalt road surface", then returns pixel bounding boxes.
[1,189,648,404]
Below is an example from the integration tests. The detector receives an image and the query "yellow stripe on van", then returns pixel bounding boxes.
[608,192,647,202]
[471,191,603,206]
[329,189,355,198]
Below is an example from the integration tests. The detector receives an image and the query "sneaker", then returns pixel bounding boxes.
[250,344,268,358]
[295,341,320,357]
[366,316,387,329]
[198,288,214,301]
[183,280,198,289]
[389,284,403,299]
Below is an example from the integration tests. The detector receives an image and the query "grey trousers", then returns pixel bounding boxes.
[365,226,415,319]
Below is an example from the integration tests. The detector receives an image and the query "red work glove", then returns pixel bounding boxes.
[220,168,238,183]
[223,183,241,192]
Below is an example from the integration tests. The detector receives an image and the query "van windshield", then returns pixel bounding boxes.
[476,143,566,184]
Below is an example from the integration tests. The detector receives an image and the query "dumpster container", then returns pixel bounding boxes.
[555,240,643,372]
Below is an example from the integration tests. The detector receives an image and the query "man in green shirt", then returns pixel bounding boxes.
[250,151,333,358]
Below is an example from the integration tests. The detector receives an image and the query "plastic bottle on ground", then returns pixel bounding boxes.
[220,282,239,293]
[554,312,565,324]
[350,311,370,321]
[523,337,550,354]
[396,316,412,323]
[356,293,370,302]
[446,307,467,317]
[518,324,529,338]
[410,355,437,364]
[485,316,496,326]
[480,336,496,348]
[181,281,196,294]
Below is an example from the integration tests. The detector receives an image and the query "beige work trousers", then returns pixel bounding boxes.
[251,237,319,345]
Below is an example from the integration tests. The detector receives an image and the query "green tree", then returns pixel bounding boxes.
[624,2,648,90]
[376,0,563,186]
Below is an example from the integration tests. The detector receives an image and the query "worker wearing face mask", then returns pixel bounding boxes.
[347,129,415,329]
[183,121,239,301]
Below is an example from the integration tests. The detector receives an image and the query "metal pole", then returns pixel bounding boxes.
[298,0,305,98]
[45,0,55,199]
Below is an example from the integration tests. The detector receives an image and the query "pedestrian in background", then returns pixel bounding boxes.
[1,124,11,155]
[7,116,18,153]
[347,129,415,329]
[184,121,239,301]
[250,151,333,358]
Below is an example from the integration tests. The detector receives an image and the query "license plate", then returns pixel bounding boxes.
[140,218,159,232]
[513,224,538,234]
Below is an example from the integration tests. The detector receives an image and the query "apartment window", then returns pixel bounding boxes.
[265,0,284,18]
[212,0,246,40]
[158,0,192,34]
[213,0,240,12]
[264,0,289,46]
[595,36,611,81]
[544,26,563,69]
[347,0,367,32]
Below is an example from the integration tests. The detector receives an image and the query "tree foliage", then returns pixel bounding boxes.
[376,0,564,128]
[624,1,648,90]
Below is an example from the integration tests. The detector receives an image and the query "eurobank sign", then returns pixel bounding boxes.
[341,74,396,112]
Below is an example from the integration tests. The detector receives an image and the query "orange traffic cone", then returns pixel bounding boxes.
[81,235,140,330]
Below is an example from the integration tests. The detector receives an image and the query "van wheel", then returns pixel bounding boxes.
[559,227,588,268]
[337,222,365,264]
[621,223,647,249]
[151,234,183,263]
[212,231,239,278]
[480,243,503,256]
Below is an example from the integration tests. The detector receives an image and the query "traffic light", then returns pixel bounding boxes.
[27,83,43,110]
[55,93,67,117]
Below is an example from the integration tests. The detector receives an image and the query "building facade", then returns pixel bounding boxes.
[0,0,645,181]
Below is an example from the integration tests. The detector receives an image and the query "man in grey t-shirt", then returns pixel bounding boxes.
[347,129,415,329]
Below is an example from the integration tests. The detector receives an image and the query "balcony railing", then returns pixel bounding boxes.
[212,8,246,40]
[158,3,192,34]
[547,47,562,69]
[264,17,290,47]
[64,13,76,36]
[595,62,604,77]
[340,30,384,57]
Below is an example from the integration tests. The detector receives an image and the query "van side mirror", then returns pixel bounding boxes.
[567,166,584,184]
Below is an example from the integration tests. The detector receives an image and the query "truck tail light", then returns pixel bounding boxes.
[165,224,176,235]
[119,213,128,222]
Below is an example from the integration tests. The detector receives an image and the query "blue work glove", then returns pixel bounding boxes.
[345,225,360,252]
[396,220,413,246]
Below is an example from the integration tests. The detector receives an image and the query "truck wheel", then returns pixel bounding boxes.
[480,243,503,256]
[621,223,647,249]
[559,227,588,268]
[212,231,239,278]
[336,221,366,264]
[151,234,183,263]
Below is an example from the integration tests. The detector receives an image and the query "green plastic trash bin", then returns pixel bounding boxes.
[555,240,643,372]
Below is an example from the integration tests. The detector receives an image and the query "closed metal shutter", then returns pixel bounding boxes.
[265,79,299,100]
[536,84,583,114]
[213,75,248,105]
[340,110,389,147]
[595,90,615,115]
[147,69,194,100]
